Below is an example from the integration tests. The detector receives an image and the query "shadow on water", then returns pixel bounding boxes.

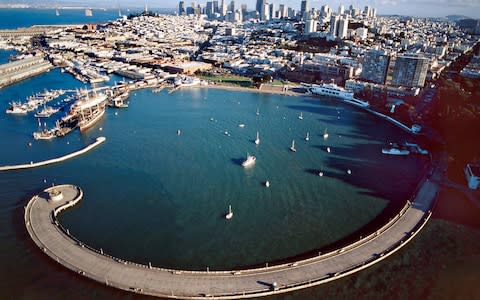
[230,157,244,166]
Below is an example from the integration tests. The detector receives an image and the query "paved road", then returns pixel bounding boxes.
[24,181,437,299]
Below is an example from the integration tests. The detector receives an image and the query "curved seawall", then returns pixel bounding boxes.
[0,137,105,171]
[24,171,439,299]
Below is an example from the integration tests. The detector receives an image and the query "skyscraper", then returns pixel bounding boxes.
[220,0,227,16]
[361,49,391,84]
[229,0,235,12]
[213,0,219,13]
[256,0,266,15]
[338,4,345,15]
[392,55,430,87]
[205,1,214,17]
[179,1,186,15]
[260,3,269,21]
[337,15,349,39]
[300,0,309,19]
[329,15,338,36]
[269,3,275,19]
[305,19,317,34]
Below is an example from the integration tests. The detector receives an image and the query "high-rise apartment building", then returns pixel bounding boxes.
[392,55,430,87]
[361,49,391,84]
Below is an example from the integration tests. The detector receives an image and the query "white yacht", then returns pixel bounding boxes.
[238,123,245,128]
[225,205,233,220]
[242,154,256,167]
[309,83,369,108]
[255,131,260,145]
[305,132,310,141]
[290,140,296,152]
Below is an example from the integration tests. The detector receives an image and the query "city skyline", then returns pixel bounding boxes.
[2,0,480,18]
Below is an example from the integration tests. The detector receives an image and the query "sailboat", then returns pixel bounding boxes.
[55,8,60,16]
[290,140,296,152]
[298,112,303,120]
[255,131,260,145]
[256,107,260,116]
[323,128,329,139]
[305,132,310,141]
[225,205,233,220]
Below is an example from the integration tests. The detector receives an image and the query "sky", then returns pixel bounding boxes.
[10,0,480,18]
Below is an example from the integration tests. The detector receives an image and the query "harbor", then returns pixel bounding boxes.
[24,169,437,298]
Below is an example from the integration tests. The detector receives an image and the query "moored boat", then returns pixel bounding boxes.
[242,154,256,167]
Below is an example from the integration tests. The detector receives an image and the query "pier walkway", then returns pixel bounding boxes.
[24,170,438,299]
[0,137,105,172]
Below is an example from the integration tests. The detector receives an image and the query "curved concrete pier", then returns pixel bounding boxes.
[0,137,105,171]
[24,175,438,299]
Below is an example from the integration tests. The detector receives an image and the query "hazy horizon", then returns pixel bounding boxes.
[2,0,479,19]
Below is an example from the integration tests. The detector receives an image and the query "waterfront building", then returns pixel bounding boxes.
[0,56,52,88]
[392,55,430,88]
[361,49,391,84]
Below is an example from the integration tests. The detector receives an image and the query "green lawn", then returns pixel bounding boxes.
[197,74,253,87]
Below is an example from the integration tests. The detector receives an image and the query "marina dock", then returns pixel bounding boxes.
[0,137,105,171]
[24,167,439,299]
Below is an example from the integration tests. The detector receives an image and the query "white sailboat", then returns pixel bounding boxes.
[290,140,296,152]
[305,132,310,141]
[225,205,233,220]
[55,8,60,16]
[323,128,329,139]
[255,131,260,145]
[256,108,260,116]
[298,112,303,120]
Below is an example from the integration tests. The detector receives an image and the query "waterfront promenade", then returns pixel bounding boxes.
[24,171,438,299]
[0,137,105,171]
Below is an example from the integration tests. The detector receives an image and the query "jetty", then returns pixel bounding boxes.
[24,163,439,299]
[0,137,105,171]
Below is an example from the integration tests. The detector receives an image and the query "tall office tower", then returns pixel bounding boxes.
[178,1,186,15]
[304,18,317,34]
[256,0,266,15]
[278,4,287,18]
[205,1,214,17]
[364,6,374,18]
[269,3,275,19]
[300,0,309,19]
[260,3,270,20]
[220,0,227,16]
[229,0,235,12]
[320,5,329,17]
[338,4,345,15]
[337,15,349,38]
[392,55,430,88]
[329,15,338,36]
[372,8,377,18]
[361,49,391,84]
[213,0,219,13]
[241,4,247,16]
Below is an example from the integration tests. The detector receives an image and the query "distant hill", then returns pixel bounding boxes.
[446,15,474,21]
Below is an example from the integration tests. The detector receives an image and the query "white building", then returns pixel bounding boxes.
[305,19,317,34]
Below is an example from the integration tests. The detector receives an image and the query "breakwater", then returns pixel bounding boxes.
[0,137,105,171]
[24,170,438,299]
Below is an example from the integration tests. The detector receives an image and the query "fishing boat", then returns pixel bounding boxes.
[255,131,260,145]
[242,154,256,167]
[290,140,296,152]
[305,132,310,141]
[225,205,233,220]
[33,128,56,140]
[6,102,27,115]
[323,128,329,139]
[35,106,59,118]
[108,91,129,108]
[298,112,303,120]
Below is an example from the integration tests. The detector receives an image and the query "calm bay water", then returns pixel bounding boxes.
[0,66,428,299]
[0,8,120,29]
